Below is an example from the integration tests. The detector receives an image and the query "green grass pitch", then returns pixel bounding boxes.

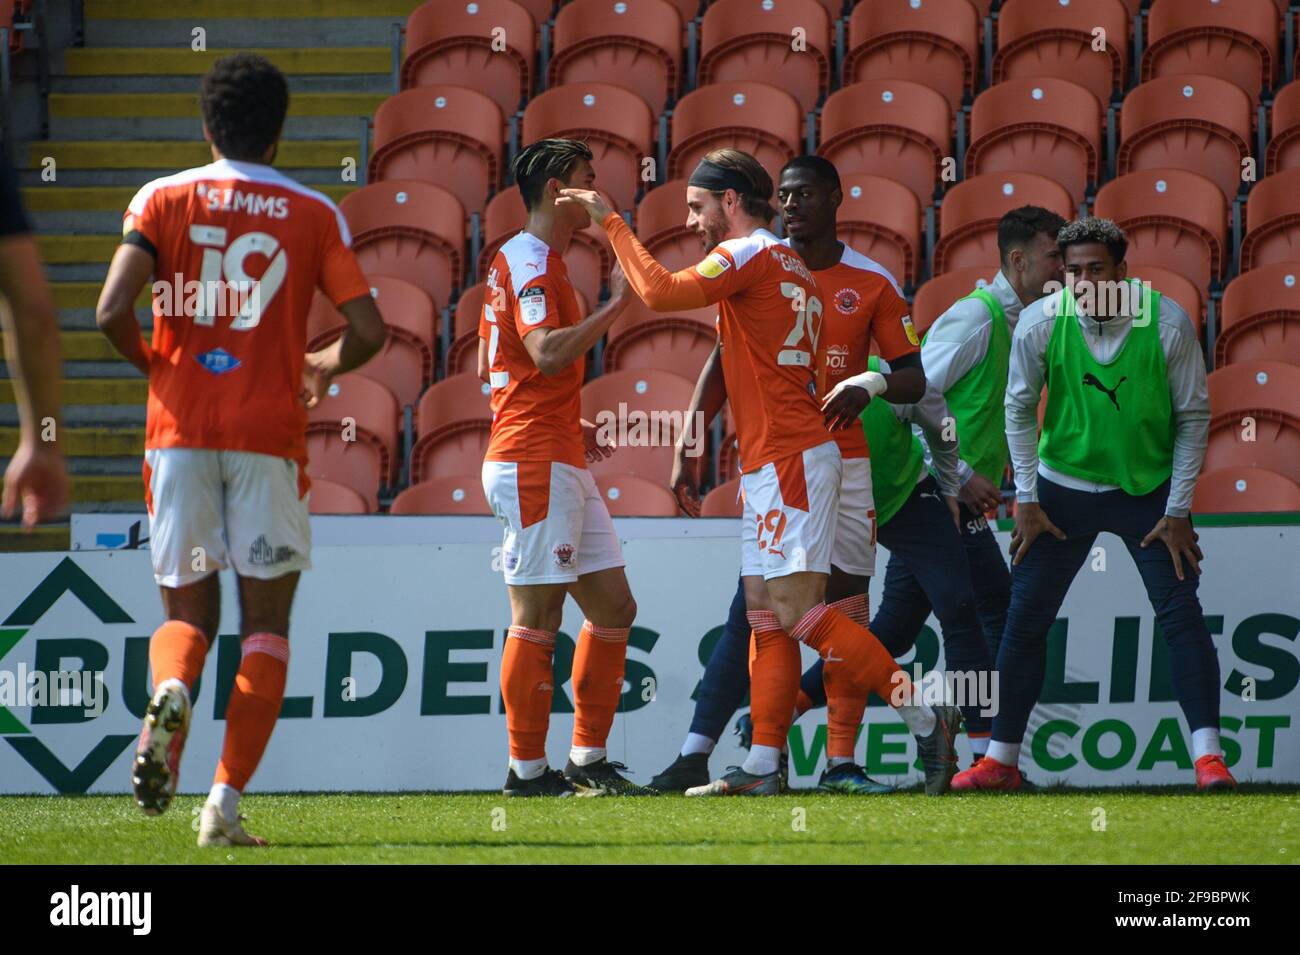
[2,789,1298,864]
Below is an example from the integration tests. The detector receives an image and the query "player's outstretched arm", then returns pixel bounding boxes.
[96,243,155,376]
[670,341,725,517]
[0,233,68,526]
[301,292,387,408]
[523,263,631,376]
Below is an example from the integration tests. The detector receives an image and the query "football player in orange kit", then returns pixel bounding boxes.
[561,149,963,795]
[96,54,386,844]
[479,139,649,797]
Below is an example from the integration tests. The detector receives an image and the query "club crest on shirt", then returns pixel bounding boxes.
[901,313,920,346]
[696,252,731,279]
[834,287,860,315]
[553,543,576,569]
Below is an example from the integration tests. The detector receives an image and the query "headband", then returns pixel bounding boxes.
[687,158,754,195]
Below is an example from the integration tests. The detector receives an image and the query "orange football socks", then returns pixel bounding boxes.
[746,610,802,750]
[214,633,288,793]
[500,626,556,763]
[148,619,209,692]
[571,621,629,758]
[825,595,870,764]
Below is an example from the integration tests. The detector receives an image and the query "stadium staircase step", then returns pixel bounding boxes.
[3,0,415,539]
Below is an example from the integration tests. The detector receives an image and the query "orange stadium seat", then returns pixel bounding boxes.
[512,0,554,20]
[836,174,922,286]
[603,296,717,378]
[307,477,370,515]
[818,79,951,211]
[1241,168,1300,271]
[1192,466,1300,513]
[911,265,999,339]
[965,77,1102,205]
[306,374,401,508]
[400,0,536,118]
[1125,264,1204,338]
[410,373,494,483]
[992,0,1128,108]
[549,0,684,115]
[844,0,980,117]
[368,85,504,218]
[1204,360,1300,484]
[1118,75,1253,203]
[522,83,655,213]
[698,0,831,114]
[1265,79,1300,174]
[1142,0,1279,106]
[1092,169,1228,293]
[307,276,437,409]
[933,172,1074,273]
[390,476,492,515]
[580,368,697,483]
[477,185,611,307]
[341,180,465,318]
[1216,262,1300,367]
[666,82,803,185]
[595,473,681,516]
[701,477,743,517]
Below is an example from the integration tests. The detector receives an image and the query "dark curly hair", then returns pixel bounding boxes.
[200,53,289,162]
[512,138,594,211]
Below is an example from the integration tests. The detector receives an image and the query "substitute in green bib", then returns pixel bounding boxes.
[953,217,1234,794]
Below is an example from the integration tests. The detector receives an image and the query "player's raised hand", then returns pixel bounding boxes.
[821,381,871,431]
[1009,501,1066,565]
[1140,515,1203,581]
[300,350,334,409]
[2,438,68,528]
[669,450,702,518]
[582,418,616,463]
[557,187,613,223]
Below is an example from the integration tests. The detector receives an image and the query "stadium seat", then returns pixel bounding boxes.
[307,276,437,409]
[1216,262,1300,367]
[1204,360,1300,484]
[415,372,493,440]
[1142,0,1279,106]
[410,373,494,484]
[521,83,655,213]
[307,477,370,515]
[1092,168,1228,293]
[400,0,536,118]
[368,86,505,218]
[992,0,1128,108]
[447,283,488,378]
[390,476,492,515]
[306,374,402,507]
[698,0,831,114]
[477,185,611,307]
[1240,168,1300,271]
[965,77,1102,205]
[603,296,717,378]
[1266,78,1300,174]
[666,82,803,185]
[548,0,684,115]
[844,0,980,116]
[1192,466,1300,513]
[1117,75,1254,203]
[911,265,999,339]
[340,180,465,319]
[701,477,743,517]
[836,174,923,287]
[595,473,681,516]
[580,368,697,483]
[1125,264,1204,338]
[818,79,952,210]
[933,172,1074,273]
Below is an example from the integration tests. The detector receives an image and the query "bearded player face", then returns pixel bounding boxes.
[684,185,730,252]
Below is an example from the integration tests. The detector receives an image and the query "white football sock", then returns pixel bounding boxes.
[680,733,716,757]
[569,746,605,767]
[969,735,990,757]
[828,756,854,768]
[986,740,1020,766]
[896,703,936,737]
[509,757,547,780]
[742,744,782,776]
[207,782,240,822]
[1191,727,1222,760]
[156,677,189,705]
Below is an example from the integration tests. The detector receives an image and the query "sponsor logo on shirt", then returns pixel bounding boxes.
[696,252,731,279]
[825,344,850,372]
[834,287,860,315]
[519,285,547,326]
[901,313,920,347]
[195,347,241,375]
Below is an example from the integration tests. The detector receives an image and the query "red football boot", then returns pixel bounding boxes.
[951,755,1022,792]
[1195,754,1237,792]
